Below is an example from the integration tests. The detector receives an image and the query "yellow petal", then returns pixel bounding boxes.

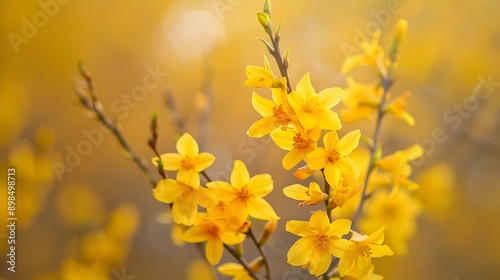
[341,54,370,74]
[305,148,328,170]
[337,157,360,178]
[206,181,237,201]
[287,91,305,115]
[296,73,316,101]
[309,210,330,234]
[270,129,295,150]
[195,187,219,208]
[370,244,394,258]
[226,199,249,231]
[219,230,246,245]
[298,111,319,130]
[247,116,284,138]
[338,257,356,277]
[283,184,309,201]
[308,246,332,276]
[177,168,200,189]
[172,193,197,226]
[283,148,308,170]
[247,174,273,197]
[287,236,316,266]
[338,130,360,156]
[324,163,342,186]
[327,238,352,258]
[194,153,215,172]
[294,165,315,180]
[318,87,343,109]
[271,81,287,105]
[177,133,199,157]
[218,262,244,276]
[252,92,276,117]
[153,179,183,204]
[323,131,340,152]
[154,153,182,170]
[367,227,386,244]
[286,220,314,236]
[247,197,280,221]
[230,160,250,188]
[183,226,210,243]
[205,236,224,265]
[341,106,375,122]
[312,109,342,130]
[353,254,372,280]
[327,218,352,237]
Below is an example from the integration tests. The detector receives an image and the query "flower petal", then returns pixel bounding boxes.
[309,246,332,276]
[247,116,284,138]
[324,163,342,186]
[338,130,360,156]
[252,92,276,117]
[230,160,250,188]
[176,133,199,157]
[153,153,182,170]
[194,152,215,172]
[283,148,308,170]
[323,131,339,152]
[299,111,319,130]
[226,199,249,230]
[305,148,328,170]
[309,210,330,234]
[367,227,386,244]
[218,262,244,276]
[286,220,314,236]
[247,174,273,197]
[287,236,316,266]
[177,168,200,189]
[338,257,357,277]
[370,244,394,258]
[318,87,343,109]
[205,236,224,265]
[183,226,210,243]
[219,230,246,245]
[283,184,310,201]
[341,54,370,74]
[287,91,305,114]
[172,192,197,226]
[337,157,360,178]
[296,73,316,101]
[153,179,184,204]
[206,181,237,201]
[247,197,280,221]
[313,109,342,130]
[328,218,352,237]
[195,187,219,208]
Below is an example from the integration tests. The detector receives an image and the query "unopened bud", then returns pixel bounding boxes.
[395,19,408,42]
[249,256,265,273]
[263,0,271,17]
[235,243,244,258]
[258,220,277,246]
[294,165,315,180]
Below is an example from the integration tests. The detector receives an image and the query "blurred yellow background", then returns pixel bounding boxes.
[1,0,499,279]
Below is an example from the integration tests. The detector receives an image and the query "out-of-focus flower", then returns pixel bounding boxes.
[153,178,218,226]
[337,227,393,279]
[329,264,383,280]
[283,182,328,206]
[383,91,415,126]
[218,256,265,280]
[287,73,343,130]
[183,213,246,265]
[416,163,455,222]
[341,30,388,74]
[271,126,321,170]
[358,189,422,255]
[329,176,364,209]
[56,182,104,229]
[207,160,279,230]
[152,132,215,188]
[375,144,423,191]
[341,77,382,123]
[286,211,351,276]
[306,130,361,186]
[187,259,217,280]
[244,54,282,88]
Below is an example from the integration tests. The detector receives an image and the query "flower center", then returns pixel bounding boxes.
[315,233,329,248]
[238,186,251,201]
[293,133,309,149]
[181,156,195,169]
[327,150,340,163]
[208,224,221,237]
[359,243,372,257]
[303,100,318,113]
[273,105,288,120]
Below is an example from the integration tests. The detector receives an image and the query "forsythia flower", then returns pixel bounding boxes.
[375,144,423,191]
[293,165,315,180]
[183,213,246,265]
[152,132,215,188]
[288,73,343,130]
[328,176,364,209]
[244,54,282,88]
[153,178,218,226]
[286,211,351,276]
[358,189,421,255]
[247,80,294,137]
[218,257,265,280]
[283,182,328,206]
[341,30,388,74]
[306,130,361,186]
[341,76,382,123]
[416,163,455,222]
[337,227,394,279]
[271,126,321,170]
[330,264,383,280]
[383,91,415,126]
[207,160,280,230]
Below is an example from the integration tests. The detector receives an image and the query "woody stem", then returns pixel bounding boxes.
[248,227,272,280]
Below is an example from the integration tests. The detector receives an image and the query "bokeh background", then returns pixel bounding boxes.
[1,0,500,279]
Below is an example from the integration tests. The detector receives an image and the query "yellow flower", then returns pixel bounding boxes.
[341,76,382,123]
[330,264,383,280]
[328,176,364,209]
[247,80,294,138]
[183,213,246,265]
[416,163,455,222]
[244,54,282,88]
[341,30,387,74]
[383,91,415,126]
[152,132,215,189]
[271,126,321,170]
[288,73,343,130]
[286,211,351,276]
[153,179,218,226]
[375,144,423,191]
[207,160,279,230]
[306,130,361,186]
[294,165,315,180]
[218,257,265,280]
[358,189,421,256]
[337,227,394,279]
[283,182,328,207]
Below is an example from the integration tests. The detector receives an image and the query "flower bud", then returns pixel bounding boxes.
[235,243,244,258]
[294,165,315,180]
[258,220,278,246]
[249,256,265,273]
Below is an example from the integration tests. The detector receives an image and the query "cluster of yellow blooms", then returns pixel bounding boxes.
[150,1,426,279]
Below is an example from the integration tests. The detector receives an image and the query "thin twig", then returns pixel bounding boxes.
[224,244,261,280]
[248,227,272,280]
[321,169,333,222]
